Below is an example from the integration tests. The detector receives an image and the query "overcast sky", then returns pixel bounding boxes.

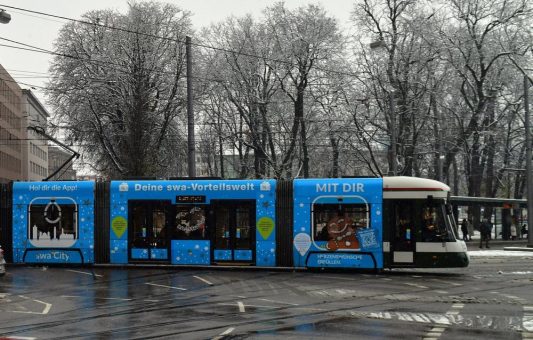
[0,0,354,110]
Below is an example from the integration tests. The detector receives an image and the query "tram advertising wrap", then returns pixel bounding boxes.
[292,178,384,269]
[0,176,468,269]
[109,180,276,266]
[12,181,95,264]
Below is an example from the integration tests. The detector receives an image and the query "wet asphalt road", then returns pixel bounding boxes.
[0,249,532,339]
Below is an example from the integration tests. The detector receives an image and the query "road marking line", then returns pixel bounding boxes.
[220,327,235,335]
[424,326,447,339]
[237,301,245,313]
[421,304,464,339]
[412,313,431,323]
[66,269,103,277]
[431,328,446,332]
[144,299,160,302]
[447,303,465,316]
[432,279,462,287]
[219,303,275,309]
[212,327,235,340]
[524,306,533,332]
[398,312,413,321]
[145,283,187,291]
[354,309,533,332]
[4,337,37,340]
[36,299,52,314]
[193,275,214,285]
[16,295,51,315]
[404,283,428,289]
[61,295,133,301]
[504,294,521,300]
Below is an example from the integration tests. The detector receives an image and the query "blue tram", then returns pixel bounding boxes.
[0,176,469,269]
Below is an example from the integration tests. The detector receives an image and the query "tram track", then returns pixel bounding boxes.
[0,270,427,337]
[1,267,532,338]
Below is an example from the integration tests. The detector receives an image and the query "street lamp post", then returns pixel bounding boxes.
[186,36,196,178]
[0,9,11,24]
[370,39,397,176]
[388,93,397,176]
[525,75,532,247]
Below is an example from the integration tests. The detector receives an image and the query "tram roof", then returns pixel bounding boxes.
[382,176,450,192]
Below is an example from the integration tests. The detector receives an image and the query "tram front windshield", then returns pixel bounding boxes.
[421,200,456,242]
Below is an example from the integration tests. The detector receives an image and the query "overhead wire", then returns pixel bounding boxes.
[0,39,254,87]
[0,75,47,90]
[0,3,362,79]
[0,3,521,166]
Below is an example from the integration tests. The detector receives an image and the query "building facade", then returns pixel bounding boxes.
[21,89,49,181]
[0,64,24,183]
[48,146,77,180]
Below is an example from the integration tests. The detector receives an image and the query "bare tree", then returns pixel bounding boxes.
[264,2,344,178]
[352,0,445,177]
[47,1,192,178]
[199,15,284,178]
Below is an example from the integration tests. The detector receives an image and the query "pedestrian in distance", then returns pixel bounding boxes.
[467,218,474,241]
[461,218,469,242]
[510,223,517,240]
[479,218,492,249]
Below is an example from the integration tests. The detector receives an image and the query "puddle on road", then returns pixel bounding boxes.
[253,316,395,338]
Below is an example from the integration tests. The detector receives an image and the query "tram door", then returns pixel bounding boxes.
[390,200,415,265]
[128,200,171,262]
[212,200,255,264]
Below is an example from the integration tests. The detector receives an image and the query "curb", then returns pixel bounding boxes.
[503,247,533,252]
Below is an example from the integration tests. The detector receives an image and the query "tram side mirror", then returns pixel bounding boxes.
[445,203,453,215]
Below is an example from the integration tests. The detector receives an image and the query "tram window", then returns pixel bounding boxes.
[131,205,149,247]
[394,202,413,246]
[235,207,251,250]
[28,202,77,241]
[313,204,369,250]
[153,210,167,248]
[174,205,207,240]
[421,204,454,242]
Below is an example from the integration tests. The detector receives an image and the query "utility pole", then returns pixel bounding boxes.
[186,36,196,177]
[388,93,397,176]
[525,75,532,247]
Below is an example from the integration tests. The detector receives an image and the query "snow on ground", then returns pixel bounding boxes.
[468,250,533,257]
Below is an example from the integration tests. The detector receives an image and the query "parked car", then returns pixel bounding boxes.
[0,245,6,276]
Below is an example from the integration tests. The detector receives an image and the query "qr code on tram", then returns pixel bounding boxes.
[358,229,378,249]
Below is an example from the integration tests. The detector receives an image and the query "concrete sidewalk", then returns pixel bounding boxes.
[464,239,533,251]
